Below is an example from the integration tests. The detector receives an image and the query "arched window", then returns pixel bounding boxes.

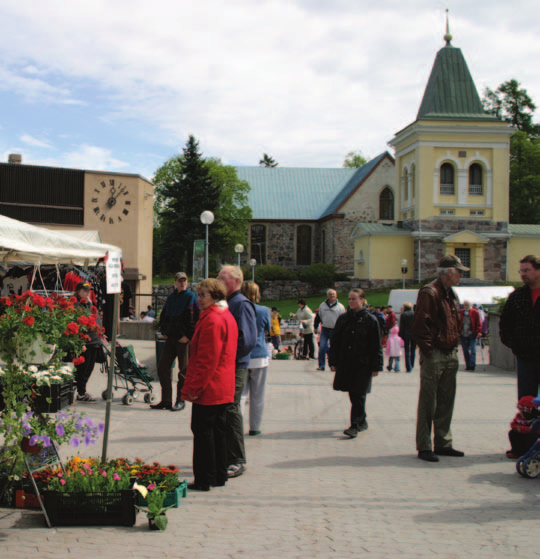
[403,168,409,201]
[440,163,455,195]
[469,163,483,196]
[250,224,266,265]
[379,187,394,221]
[296,225,312,266]
[410,164,416,200]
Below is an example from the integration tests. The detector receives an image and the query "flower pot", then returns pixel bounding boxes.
[136,479,188,509]
[148,514,168,531]
[18,336,55,365]
[33,381,74,413]
[20,436,43,454]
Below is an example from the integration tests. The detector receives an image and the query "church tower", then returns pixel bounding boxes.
[388,17,513,281]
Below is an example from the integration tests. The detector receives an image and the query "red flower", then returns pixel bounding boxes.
[65,322,79,335]
[23,316,35,326]
[80,298,88,305]
[73,356,85,366]
[77,316,90,326]
[23,305,32,312]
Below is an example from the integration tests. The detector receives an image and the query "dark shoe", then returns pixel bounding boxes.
[150,401,172,410]
[418,450,439,462]
[469,366,475,371]
[76,393,97,403]
[357,420,368,432]
[316,367,325,371]
[434,447,465,457]
[343,425,359,438]
[171,401,186,412]
[506,450,519,459]
[227,464,246,478]
[212,480,227,487]
[188,482,210,491]
[249,430,262,436]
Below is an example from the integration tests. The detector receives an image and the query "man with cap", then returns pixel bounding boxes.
[151,272,199,411]
[412,254,468,462]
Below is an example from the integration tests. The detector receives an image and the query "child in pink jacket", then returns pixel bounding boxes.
[385,326,404,372]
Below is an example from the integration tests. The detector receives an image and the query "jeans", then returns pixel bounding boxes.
[387,356,400,372]
[318,327,334,369]
[416,347,459,452]
[240,366,268,431]
[226,368,248,466]
[402,332,416,372]
[516,358,540,399]
[460,335,477,370]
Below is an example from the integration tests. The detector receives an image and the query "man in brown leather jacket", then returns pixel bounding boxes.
[412,254,467,462]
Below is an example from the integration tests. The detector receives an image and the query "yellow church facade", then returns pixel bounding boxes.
[354,29,537,285]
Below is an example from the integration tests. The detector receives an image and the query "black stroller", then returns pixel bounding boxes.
[100,343,156,406]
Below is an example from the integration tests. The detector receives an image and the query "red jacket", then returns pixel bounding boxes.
[459,307,482,338]
[385,311,397,330]
[181,302,238,406]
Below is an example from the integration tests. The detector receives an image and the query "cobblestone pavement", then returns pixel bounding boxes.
[1,342,539,558]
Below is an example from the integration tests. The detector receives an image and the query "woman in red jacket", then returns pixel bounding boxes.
[181,278,238,491]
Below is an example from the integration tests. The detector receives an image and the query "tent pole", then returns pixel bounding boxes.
[101,292,119,462]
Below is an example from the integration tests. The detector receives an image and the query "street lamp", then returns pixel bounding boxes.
[249,258,257,282]
[234,244,244,267]
[200,211,214,279]
[400,258,408,289]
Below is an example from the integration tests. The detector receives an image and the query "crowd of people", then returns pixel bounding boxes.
[140,252,540,487]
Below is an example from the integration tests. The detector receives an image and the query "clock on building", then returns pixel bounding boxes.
[91,178,132,224]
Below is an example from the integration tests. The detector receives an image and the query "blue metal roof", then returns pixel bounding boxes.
[235,152,391,221]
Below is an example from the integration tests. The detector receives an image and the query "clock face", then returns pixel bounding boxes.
[91,178,132,224]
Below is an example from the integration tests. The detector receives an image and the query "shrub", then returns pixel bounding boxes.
[298,263,336,289]
[254,265,297,284]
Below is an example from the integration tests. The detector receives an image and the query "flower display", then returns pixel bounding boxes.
[129,459,181,492]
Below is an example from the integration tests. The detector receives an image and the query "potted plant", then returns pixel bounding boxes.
[130,459,187,507]
[134,483,175,530]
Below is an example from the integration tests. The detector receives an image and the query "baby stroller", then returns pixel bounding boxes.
[100,343,156,406]
[516,419,540,478]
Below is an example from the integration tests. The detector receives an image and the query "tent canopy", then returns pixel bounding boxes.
[0,215,122,266]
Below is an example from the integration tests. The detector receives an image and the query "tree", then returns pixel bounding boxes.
[153,136,252,274]
[482,79,540,136]
[482,80,540,223]
[343,151,368,168]
[259,153,278,167]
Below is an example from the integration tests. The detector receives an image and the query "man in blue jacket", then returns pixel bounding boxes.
[218,265,257,478]
[151,272,199,411]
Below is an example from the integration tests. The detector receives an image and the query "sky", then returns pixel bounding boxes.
[0,0,539,182]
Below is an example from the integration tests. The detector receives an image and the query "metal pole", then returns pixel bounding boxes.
[237,252,240,267]
[101,291,119,462]
[205,224,209,279]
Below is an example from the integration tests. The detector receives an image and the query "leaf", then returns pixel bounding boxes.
[154,514,168,531]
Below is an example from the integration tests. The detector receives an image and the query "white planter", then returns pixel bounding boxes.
[18,335,56,365]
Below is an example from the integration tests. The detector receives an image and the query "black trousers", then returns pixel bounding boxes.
[74,345,100,396]
[157,338,189,403]
[191,403,228,487]
[302,333,315,359]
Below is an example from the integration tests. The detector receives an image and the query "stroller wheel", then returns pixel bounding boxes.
[129,388,140,400]
[122,394,134,406]
[101,390,109,401]
[524,458,540,478]
[144,393,156,404]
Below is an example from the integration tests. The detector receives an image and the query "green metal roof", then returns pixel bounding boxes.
[509,224,540,236]
[417,42,499,122]
[235,167,355,220]
[351,222,411,238]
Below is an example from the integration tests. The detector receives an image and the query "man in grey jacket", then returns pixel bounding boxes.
[316,289,345,371]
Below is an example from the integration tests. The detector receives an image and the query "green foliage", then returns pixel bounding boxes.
[343,150,369,168]
[48,460,131,492]
[298,263,336,288]
[153,136,251,274]
[509,131,540,223]
[259,153,278,167]
[252,265,297,284]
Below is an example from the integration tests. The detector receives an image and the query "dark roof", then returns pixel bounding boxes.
[416,43,499,122]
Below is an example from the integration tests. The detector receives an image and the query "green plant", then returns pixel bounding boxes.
[129,459,180,492]
[134,483,175,530]
[252,265,297,284]
[298,263,336,289]
[47,458,131,492]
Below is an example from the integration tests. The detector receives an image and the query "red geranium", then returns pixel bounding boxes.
[73,356,85,366]
[23,316,35,326]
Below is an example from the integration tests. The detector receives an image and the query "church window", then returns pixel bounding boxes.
[296,225,312,266]
[469,163,483,196]
[440,163,455,195]
[250,224,266,265]
[410,164,416,199]
[403,168,409,201]
[379,187,394,220]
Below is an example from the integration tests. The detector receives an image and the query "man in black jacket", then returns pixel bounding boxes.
[398,302,416,373]
[500,254,540,399]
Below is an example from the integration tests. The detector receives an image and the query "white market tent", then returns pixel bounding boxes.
[0,214,121,265]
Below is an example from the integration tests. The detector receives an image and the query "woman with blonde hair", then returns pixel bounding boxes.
[240,281,271,436]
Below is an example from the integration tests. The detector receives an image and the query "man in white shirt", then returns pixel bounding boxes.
[316,289,346,371]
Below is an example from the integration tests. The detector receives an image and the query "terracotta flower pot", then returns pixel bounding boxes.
[20,436,42,454]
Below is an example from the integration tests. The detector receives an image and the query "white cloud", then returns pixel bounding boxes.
[0,1,539,170]
[20,134,53,149]
[32,145,129,172]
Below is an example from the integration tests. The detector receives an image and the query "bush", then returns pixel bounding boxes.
[253,265,297,284]
[298,263,336,289]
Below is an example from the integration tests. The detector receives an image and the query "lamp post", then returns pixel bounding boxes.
[200,211,214,279]
[234,244,244,268]
[249,258,256,282]
[400,259,408,289]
